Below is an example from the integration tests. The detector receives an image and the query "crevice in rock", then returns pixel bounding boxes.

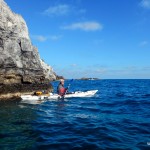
[0,38,3,48]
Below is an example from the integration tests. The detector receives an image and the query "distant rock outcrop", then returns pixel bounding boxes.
[56,75,65,80]
[0,0,56,100]
[80,77,99,80]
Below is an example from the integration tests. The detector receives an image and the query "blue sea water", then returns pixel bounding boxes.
[0,79,150,150]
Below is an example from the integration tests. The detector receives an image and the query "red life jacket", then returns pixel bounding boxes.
[59,87,66,96]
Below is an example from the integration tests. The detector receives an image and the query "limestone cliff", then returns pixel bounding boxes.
[0,0,56,100]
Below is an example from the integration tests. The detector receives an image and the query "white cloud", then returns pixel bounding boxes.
[49,35,62,41]
[43,4,86,17]
[43,4,70,16]
[31,35,47,42]
[140,0,150,9]
[54,65,150,79]
[54,64,108,79]
[31,35,62,42]
[71,64,77,67]
[139,41,148,46]
[62,21,103,31]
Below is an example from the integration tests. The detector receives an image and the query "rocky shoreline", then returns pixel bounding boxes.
[0,83,53,100]
[0,0,56,100]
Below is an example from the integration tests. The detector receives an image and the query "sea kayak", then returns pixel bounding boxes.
[21,90,98,101]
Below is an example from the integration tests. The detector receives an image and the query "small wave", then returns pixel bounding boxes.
[142,93,150,98]
[115,92,126,97]
[18,104,27,108]
[1,79,150,150]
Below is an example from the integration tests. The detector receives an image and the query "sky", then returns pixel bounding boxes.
[5,0,150,79]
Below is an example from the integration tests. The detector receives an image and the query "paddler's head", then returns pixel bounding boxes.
[60,79,64,85]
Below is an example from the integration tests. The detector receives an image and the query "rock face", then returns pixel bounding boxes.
[0,0,56,99]
[40,59,56,81]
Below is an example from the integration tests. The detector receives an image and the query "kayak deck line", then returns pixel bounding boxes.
[21,90,98,101]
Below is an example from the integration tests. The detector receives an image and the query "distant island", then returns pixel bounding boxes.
[80,77,100,80]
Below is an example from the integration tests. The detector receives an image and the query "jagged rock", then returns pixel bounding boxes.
[40,59,56,81]
[0,0,56,99]
[56,75,65,80]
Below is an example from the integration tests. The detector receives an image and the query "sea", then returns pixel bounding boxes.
[0,79,150,150]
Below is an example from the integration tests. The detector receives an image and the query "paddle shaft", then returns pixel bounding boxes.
[65,79,73,95]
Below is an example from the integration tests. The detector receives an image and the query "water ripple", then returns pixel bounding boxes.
[0,79,150,149]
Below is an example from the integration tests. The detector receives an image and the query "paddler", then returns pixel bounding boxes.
[57,79,68,96]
